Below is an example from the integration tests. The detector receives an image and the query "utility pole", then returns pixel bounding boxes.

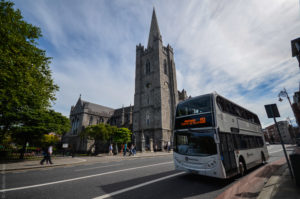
[265,104,294,179]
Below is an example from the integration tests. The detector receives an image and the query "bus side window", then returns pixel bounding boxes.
[233,134,241,149]
[249,136,255,148]
[240,135,247,149]
[233,134,238,149]
[258,137,263,147]
[255,136,259,147]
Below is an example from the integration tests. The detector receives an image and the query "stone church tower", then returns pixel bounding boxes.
[133,9,178,151]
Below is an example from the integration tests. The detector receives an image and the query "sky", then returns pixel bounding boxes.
[13,0,300,128]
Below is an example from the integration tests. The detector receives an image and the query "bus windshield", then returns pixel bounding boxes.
[174,130,217,156]
[176,94,212,117]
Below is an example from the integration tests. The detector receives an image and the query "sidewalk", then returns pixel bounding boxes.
[257,165,300,199]
[216,158,287,199]
[0,151,172,172]
[0,156,87,172]
[216,147,300,199]
[258,147,300,199]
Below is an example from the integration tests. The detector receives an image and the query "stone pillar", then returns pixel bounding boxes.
[150,138,154,152]
[141,130,145,152]
[161,139,165,151]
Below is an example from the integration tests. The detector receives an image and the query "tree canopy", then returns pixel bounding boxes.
[113,127,132,144]
[0,0,70,159]
[80,124,132,153]
[0,0,59,139]
[80,123,111,142]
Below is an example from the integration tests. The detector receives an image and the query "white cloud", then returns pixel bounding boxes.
[14,0,300,128]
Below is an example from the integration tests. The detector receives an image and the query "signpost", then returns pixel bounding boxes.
[264,104,294,179]
[62,143,69,157]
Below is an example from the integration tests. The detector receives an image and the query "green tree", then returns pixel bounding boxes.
[0,0,58,141]
[112,128,132,144]
[80,123,111,154]
[41,133,60,146]
[11,109,70,159]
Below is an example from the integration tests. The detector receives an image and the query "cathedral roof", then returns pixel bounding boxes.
[82,100,114,114]
[147,8,161,48]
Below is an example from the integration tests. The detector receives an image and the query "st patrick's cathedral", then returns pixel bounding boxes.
[63,9,188,152]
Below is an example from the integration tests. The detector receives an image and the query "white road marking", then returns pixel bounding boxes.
[75,163,123,172]
[92,172,185,199]
[0,161,173,193]
[269,149,283,154]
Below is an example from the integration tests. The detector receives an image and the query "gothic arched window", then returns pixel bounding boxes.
[146,60,150,75]
[164,59,167,75]
[89,116,93,126]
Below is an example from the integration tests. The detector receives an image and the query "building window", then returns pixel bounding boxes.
[164,59,167,75]
[73,118,79,135]
[146,82,151,88]
[146,60,150,75]
[146,113,150,126]
[89,116,93,126]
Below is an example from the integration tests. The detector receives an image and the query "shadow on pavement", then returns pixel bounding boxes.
[97,170,232,199]
[235,191,259,198]
[255,164,282,178]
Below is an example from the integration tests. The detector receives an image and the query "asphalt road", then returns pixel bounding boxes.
[0,145,293,199]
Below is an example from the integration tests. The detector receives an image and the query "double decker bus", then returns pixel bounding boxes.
[173,92,269,179]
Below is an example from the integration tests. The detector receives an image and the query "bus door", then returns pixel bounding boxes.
[219,132,238,176]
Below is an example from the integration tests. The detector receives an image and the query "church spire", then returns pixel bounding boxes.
[147,8,161,48]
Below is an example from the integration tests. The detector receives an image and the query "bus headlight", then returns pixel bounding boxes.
[207,160,217,168]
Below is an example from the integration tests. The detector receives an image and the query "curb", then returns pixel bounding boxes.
[0,158,87,172]
[0,152,172,172]
[256,164,287,199]
[97,152,172,159]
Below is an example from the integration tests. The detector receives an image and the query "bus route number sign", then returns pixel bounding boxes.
[181,117,206,126]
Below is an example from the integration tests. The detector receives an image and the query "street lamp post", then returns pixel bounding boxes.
[278,88,293,107]
[278,88,296,121]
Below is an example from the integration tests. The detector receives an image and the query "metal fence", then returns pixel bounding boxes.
[0,146,43,162]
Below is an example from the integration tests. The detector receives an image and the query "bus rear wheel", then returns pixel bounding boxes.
[261,152,266,165]
[239,161,246,176]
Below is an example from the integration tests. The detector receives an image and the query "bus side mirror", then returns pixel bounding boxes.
[214,134,220,144]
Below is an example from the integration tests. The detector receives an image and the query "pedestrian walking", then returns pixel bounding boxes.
[47,145,53,164]
[40,146,53,165]
[167,141,171,152]
[129,144,134,156]
[123,143,127,156]
[132,144,136,156]
[109,144,113,156]
[40,147,48,165]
